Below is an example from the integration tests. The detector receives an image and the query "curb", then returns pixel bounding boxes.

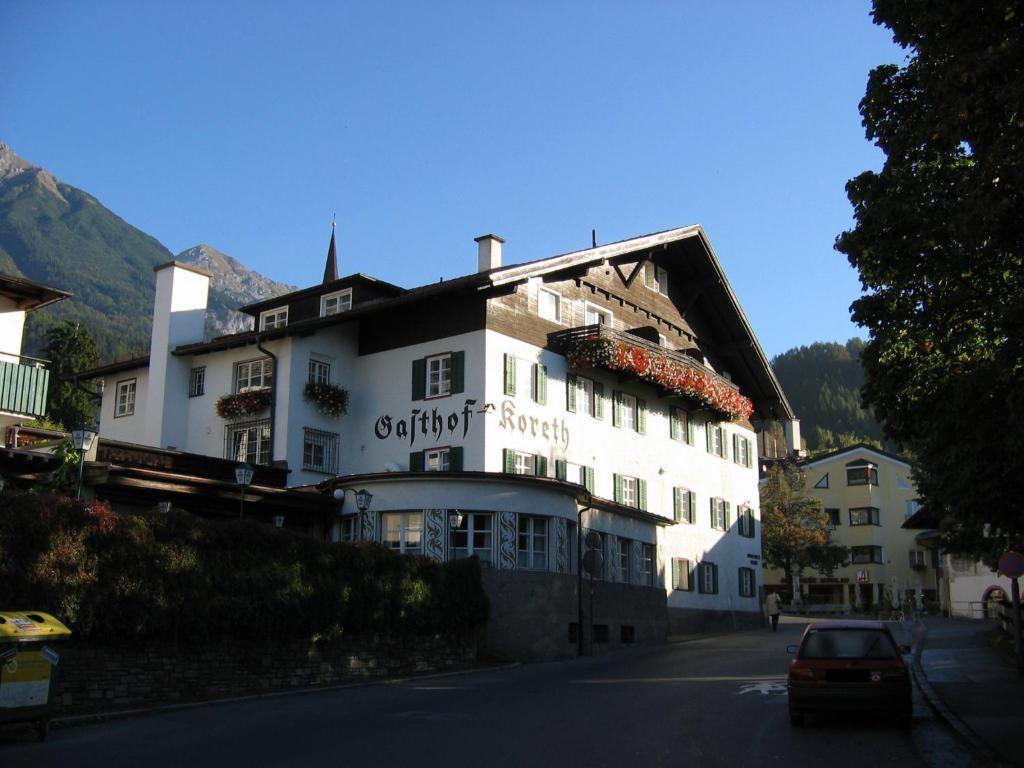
[47,661,521,730]
[911,636,1011,768]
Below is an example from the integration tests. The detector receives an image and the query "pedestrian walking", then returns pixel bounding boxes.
[766,591,782,632]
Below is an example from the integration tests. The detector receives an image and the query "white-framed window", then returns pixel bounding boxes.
[259,306,288,330]
[851,545,883,564]
[825,508,841,530]
[321,288,352,317]
[503,449,546,477]
[234,358,273,393]
[538,287,561,322]
[567,374,603,419]
[814,473,830,489]
[739,567,755,597]
[426,354,452,398]
[308,358,331,385]
[672,558,693,591]
[517,515,548,570]
[621,475,637,507]
[515,451,536,476]
[115,378,136,417]
[617,538,630,583]
[188,366,205,398]
[302,427,339,474]
[710,498,730,531]
[450,512,493,563]
[698,561,719,594]
[585,302,611,326]
[646,263,669,296]
[382,511,423,555]
[846,464,879,486]
[669,406,692,444]
[617,392,637,431]
[849,506,881,526]
[227,418,271,466]
[905,499,922,519]
[425,447,451,472]
[909,549,927,568]
[641,544,654,586]
[674,488,695,524]
[733,435,752,468]
[707,423,726,458]
[738,506,755,538]
[613,473,645,510]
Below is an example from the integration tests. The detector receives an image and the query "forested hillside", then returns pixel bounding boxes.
[771,339,886,453]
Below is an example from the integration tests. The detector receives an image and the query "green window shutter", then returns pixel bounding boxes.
[732,434,738,463]
[612,391,622,427]
[722,430,728,460]
[409,451,424,472]
[533,363,547,405]
[725,501,732,530]
[567,374,577,412]
[710,497,717,527]
[503,448,515,474]
[686,415,694,445]
[673,488,682,522]
[536,455,548,477]
[594,382,605,419]
[613,473,623,504]
[411,358,426,401]
[712,564,719,594]
[686,560,694,592]
[672,559,680,589]
[706,422,713,453]
[450,446,464,472]
[687,491,696,524]
[583,466,595,493]
[637,399,646,434]
[503,354,516,396]
[670,407,680,441]
[745,438,752,467]
[555,459,567,481]
[451,351,465,394]
[637,479,647,510]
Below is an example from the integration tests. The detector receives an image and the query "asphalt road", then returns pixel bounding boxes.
[0,619,983,768]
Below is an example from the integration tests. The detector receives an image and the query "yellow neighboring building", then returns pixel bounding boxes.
[764,444,938,613]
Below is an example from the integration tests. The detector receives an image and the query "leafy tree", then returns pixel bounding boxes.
[44,321,100,430]
[761,462,848,602]
[835,1,1024,564]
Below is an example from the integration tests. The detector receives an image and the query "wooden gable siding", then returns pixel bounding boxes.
[358,292,487,355]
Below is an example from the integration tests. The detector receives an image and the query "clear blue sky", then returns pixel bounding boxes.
[3,1,903,359]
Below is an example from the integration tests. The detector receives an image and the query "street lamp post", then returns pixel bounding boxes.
[235,462,254,520]
[70,426,97,500]
[354,489,373,538]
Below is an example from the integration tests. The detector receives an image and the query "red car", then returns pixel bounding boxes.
[786,621,912,727]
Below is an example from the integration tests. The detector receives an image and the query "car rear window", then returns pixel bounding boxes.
[799,629,898,659]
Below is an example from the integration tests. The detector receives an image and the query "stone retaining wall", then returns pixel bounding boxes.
[54,635,476,714]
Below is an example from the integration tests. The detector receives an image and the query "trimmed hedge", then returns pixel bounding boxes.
[0,492,488,647]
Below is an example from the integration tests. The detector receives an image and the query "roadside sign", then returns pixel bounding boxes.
[857,570,869,583]
[998,551,1024,579]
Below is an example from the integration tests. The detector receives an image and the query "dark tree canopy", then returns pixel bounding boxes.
[44,321,100,430]
[836,1,1024,562]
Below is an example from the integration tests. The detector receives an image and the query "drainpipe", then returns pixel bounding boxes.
[577,494,592,657]
[256,334,277,464]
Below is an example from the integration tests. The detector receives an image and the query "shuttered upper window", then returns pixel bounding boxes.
[411,351,465,400]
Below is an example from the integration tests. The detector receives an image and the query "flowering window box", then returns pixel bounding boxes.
[561,327,753,422]
[216,389,272,419]
[303,381,349,417]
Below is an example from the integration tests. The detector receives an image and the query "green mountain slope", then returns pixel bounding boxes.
[771,339,886,453]
[0,142,295,361]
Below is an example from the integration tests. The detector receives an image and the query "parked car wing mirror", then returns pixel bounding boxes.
[786,644,799,655]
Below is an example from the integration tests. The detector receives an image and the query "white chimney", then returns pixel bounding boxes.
[784,418,802,456]
[144,261,211,450]
[475,234,504,272]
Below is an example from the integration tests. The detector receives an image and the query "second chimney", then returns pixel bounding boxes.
[475,234,505,272]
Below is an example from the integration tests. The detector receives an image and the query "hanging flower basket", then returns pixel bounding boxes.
[216,389,272,419]
[565,336,754,422]
[303,381,349,417]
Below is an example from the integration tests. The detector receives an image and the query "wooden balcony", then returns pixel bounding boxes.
[0,354,51,420]
[551,325,753,422]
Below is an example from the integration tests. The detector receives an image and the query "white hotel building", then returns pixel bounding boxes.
[81,225,798,659]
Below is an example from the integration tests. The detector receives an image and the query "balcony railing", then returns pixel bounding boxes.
[551,325,753,422]
[0,355,50,420]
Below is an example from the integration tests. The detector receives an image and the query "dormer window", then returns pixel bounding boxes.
[260,307,288,330]
[321,288,353,316]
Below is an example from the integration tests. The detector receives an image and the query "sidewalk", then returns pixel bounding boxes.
[911,616,1023,768]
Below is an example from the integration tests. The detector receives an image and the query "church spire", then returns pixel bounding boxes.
[322,219,338,284]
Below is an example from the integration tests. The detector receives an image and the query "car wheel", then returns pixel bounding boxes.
[789,708,804,727]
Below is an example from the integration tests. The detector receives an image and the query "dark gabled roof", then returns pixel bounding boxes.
[75,354,151,381]
[239,273,406,316]
[0,273,71,311]
[803,443,911,469]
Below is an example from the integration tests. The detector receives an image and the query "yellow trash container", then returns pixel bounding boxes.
[0,611,72,741]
